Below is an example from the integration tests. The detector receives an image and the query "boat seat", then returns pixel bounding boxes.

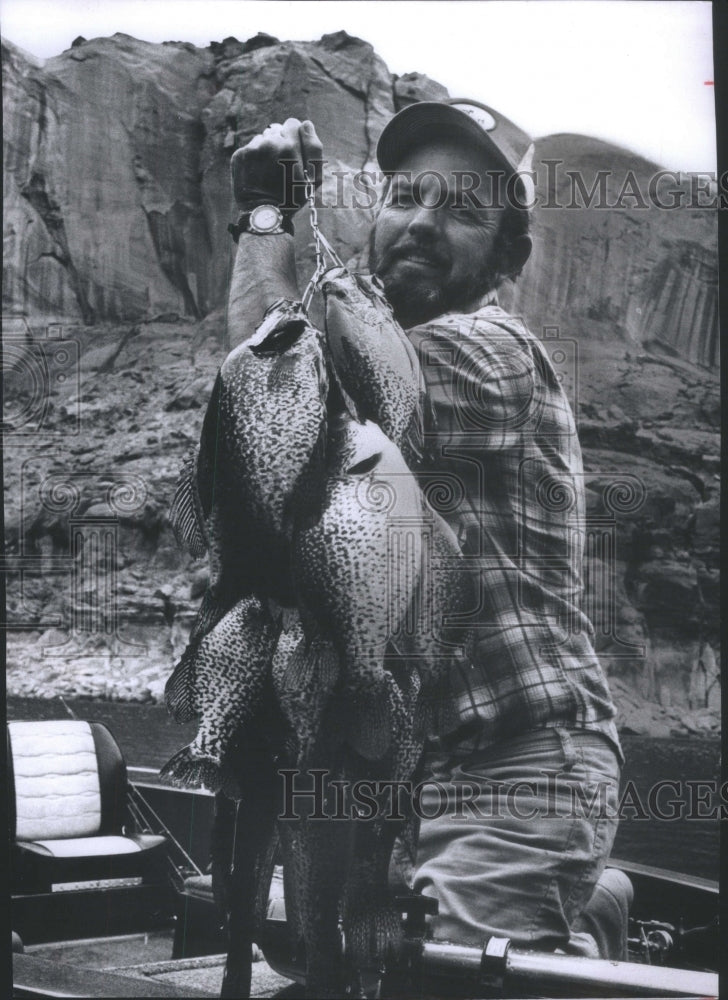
[8,719,168,894]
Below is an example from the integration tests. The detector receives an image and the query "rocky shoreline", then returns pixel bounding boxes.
[6,651,720,741]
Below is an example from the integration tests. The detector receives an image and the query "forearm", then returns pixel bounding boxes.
[226,233,301,351]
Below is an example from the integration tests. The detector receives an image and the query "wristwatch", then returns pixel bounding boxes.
[228,204,294,242]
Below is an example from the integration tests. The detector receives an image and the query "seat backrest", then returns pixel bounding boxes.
[8,720,128,843]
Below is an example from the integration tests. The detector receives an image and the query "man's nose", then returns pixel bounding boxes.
[407,202,439,238]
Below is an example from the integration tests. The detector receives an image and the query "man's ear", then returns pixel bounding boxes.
[508,233,532,275]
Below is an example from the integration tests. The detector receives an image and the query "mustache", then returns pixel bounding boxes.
[377,241,449,272]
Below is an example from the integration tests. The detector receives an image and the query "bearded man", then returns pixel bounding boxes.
[221,98,626,963]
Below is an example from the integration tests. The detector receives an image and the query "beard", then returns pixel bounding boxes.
[368,228,501,329]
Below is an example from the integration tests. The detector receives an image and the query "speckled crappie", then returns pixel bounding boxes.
[340,666,422,973]
[169,298,329,608]
[321,268,424,465]
[160,594,281,794]
[292,413,423,760]
[164,299,329,752]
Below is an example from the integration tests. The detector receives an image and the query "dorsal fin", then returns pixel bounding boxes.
[197,371,223,517]
[169,451,209,557]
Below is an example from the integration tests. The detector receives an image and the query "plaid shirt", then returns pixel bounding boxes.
[407,301,621,758]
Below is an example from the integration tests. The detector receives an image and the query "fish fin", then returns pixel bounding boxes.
[191,585,227,639]
[197,371,224,517]
[414,677,459,741]
[159,745,224,792]
[339,687,393,760]
[322,319,363,423]
[402,401,425,468]
[283,416,328,534]
[327,363,362,423]
[164,642,200,723]
[283,635,339,690]
[169,451,209,557]
[412,688,434,743]
[274,637,339,761]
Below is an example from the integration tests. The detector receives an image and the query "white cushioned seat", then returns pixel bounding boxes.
[8,720,167,893]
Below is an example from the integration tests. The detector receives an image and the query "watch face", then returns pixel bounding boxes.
[250,205,282,232]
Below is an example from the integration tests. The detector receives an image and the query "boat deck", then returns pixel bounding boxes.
[17,932,298,998]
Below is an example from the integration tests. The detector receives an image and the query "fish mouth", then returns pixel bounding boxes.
[346,452,382,476]
[249,319,308,357]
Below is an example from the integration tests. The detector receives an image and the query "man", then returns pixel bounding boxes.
[225,99,624,958]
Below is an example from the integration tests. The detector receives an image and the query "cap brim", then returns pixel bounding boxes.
[376,102,517,175]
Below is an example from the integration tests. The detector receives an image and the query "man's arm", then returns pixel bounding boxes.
[226,234,300,350]
[225,118,323,351]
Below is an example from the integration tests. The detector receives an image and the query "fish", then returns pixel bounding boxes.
[164,299,329,741]
[159,594,282,795]
[271,617,340,765]
[276,412,428,989]
[162,288,469,992]
[278,801,353,999]
[321,268,425,466]
[341,666,422,973]
[208,696,294,999]
[286,459,474,981]
[169,297,329,607]
[291,412,424,760]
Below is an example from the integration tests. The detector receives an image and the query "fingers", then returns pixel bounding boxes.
[237,118,321,165]
[299,120,324,186]
[230,117,324,209]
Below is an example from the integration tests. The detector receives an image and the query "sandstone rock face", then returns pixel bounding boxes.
[3,35,218,322]
[501,134,719,369]
[3,33,720,735]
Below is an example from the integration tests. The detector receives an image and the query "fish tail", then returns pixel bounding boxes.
[414,677,459,741]
[159,744,224,793]
[288,635,339,689]
[343,878,403,969]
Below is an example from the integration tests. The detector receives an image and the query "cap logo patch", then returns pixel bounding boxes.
[452,103,496,131]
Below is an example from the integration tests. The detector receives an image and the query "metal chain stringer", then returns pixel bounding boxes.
[301,170,344,312]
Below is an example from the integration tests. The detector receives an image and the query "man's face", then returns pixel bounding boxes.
[370,138,508,328]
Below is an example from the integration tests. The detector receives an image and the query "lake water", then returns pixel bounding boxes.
[7,696,720,882]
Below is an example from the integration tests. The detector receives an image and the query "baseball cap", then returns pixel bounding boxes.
[376,98,535,204]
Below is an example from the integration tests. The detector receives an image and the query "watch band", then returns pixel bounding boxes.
[228,208,294,242]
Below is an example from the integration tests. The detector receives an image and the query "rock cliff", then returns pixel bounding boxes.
[3,33,720,736]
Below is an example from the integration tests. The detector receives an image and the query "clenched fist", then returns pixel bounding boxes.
[231,118,324,213]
